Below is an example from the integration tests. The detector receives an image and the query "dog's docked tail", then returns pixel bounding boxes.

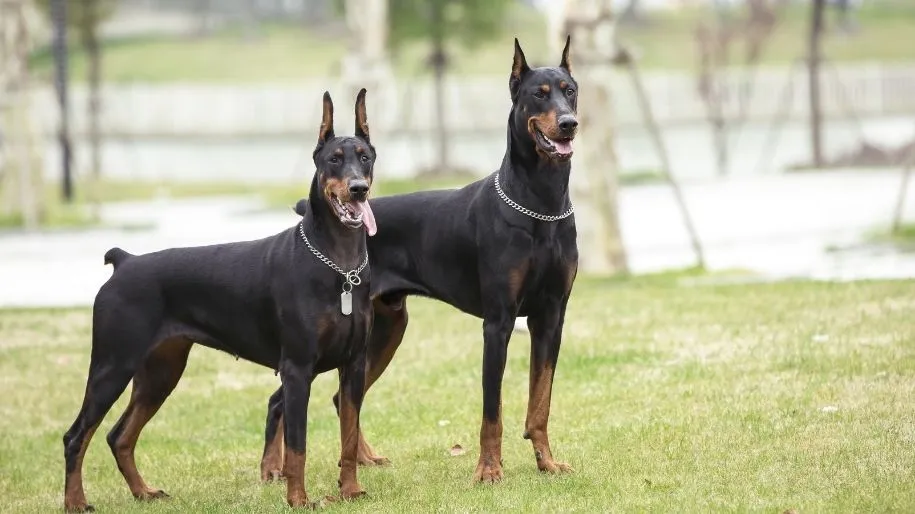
[293,198,308,217]
[103,247,134,269]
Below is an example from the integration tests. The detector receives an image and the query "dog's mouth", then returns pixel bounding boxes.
[533,127,575,161]
[329,193,377,236]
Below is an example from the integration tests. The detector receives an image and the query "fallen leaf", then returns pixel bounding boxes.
[449,444,465,457]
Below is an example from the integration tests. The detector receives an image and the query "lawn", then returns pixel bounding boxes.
[1,277,913,512]
[27,2,915,83]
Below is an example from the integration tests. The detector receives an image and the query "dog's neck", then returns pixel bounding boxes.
[499,114,572,216]
[300,174,367,271]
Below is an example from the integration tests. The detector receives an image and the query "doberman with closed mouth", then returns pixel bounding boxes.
[62,90,379,511]
[260,37,579,484]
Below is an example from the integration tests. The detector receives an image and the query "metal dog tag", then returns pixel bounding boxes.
[341,291,353,316]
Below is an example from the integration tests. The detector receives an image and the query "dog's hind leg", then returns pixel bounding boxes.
[260,386,285,481]
[338,296,407,466]
[63,320,144,511]
[106,336,192,501]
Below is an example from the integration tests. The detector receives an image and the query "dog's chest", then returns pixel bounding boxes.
[312,306,370,371]
[515,224,577,296]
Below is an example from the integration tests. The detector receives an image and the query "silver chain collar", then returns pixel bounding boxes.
[493,173,574,222]
[298,221,368,292]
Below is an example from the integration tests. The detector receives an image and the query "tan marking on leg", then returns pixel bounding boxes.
[351,299,407,466]
[112,337,190,499]
[472,413,504,483]
[336,392,365,500]
[284,449,309,508]
[507,260,530,301]
[64,423,99,512]
[261,414,285,481]
[564,261,578,295]
[113,401,163,499]
[524,364,573,474]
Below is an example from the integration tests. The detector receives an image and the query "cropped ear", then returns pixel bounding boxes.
[509,38,530,99]
[559,35,572,73]
[318,91,335,144]
[354,88,370,143]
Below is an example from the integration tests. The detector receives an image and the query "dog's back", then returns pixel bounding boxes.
[95,230,296,367]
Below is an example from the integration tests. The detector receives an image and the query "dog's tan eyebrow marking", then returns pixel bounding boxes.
[333,148,344,156]
[559,81,567,89]
[355,146,365,153]
[540,84,550,93]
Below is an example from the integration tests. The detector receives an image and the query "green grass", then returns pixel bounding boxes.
[1,278,914,512]
[27,3,915,83]
[619,1,915,70]
[860,222,915,252]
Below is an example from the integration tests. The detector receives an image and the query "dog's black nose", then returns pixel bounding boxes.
[558,115,578,133]
[349,180,369,197]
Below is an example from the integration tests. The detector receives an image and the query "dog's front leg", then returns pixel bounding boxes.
[279,359,315,508]
[336,352,367,500]
[524,294,574,474]
[473,309,516,483]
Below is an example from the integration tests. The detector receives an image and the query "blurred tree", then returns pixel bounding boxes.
[36,0,117,182]
[808,0,825,168]
[619,0,643,25]
[50,0,73,202]
[0,0,43,229]
[387,0,513,175]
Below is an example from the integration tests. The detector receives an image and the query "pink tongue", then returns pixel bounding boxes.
[355,201,377,236]
[552,138,573,155]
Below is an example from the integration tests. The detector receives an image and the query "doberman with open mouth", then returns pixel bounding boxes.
[62,90,379,511]
[261,36,579,483]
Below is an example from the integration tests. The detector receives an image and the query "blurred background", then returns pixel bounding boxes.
[1,0,914,306]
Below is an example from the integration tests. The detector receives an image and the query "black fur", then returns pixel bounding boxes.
[262,38,580,482]
[62,90,377,510]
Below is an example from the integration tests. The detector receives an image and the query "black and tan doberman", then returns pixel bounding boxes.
[263,37,579,483]
[63,90,379,510]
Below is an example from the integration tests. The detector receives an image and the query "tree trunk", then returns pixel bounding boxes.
[0,0,43,229]
[82,0,102,180]
[808,0,825,168]
[194,0,211,38]
[430,3,449,175]
[892,139,915,233]
[563,0,629,274]
[620,0,642,25]
[51,0,73,202]
[576,73,629,273]
[242,0,260,42]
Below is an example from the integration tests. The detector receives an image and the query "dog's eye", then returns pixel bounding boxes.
[566,88,576,97]
[360,155,369,163]
[329,156,340,164]
[533,91,546,100]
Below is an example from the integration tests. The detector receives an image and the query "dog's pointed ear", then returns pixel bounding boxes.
[559,35,572,73]
[354,88,370,143]
[318,91,335,144]
[510,38,530,99]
